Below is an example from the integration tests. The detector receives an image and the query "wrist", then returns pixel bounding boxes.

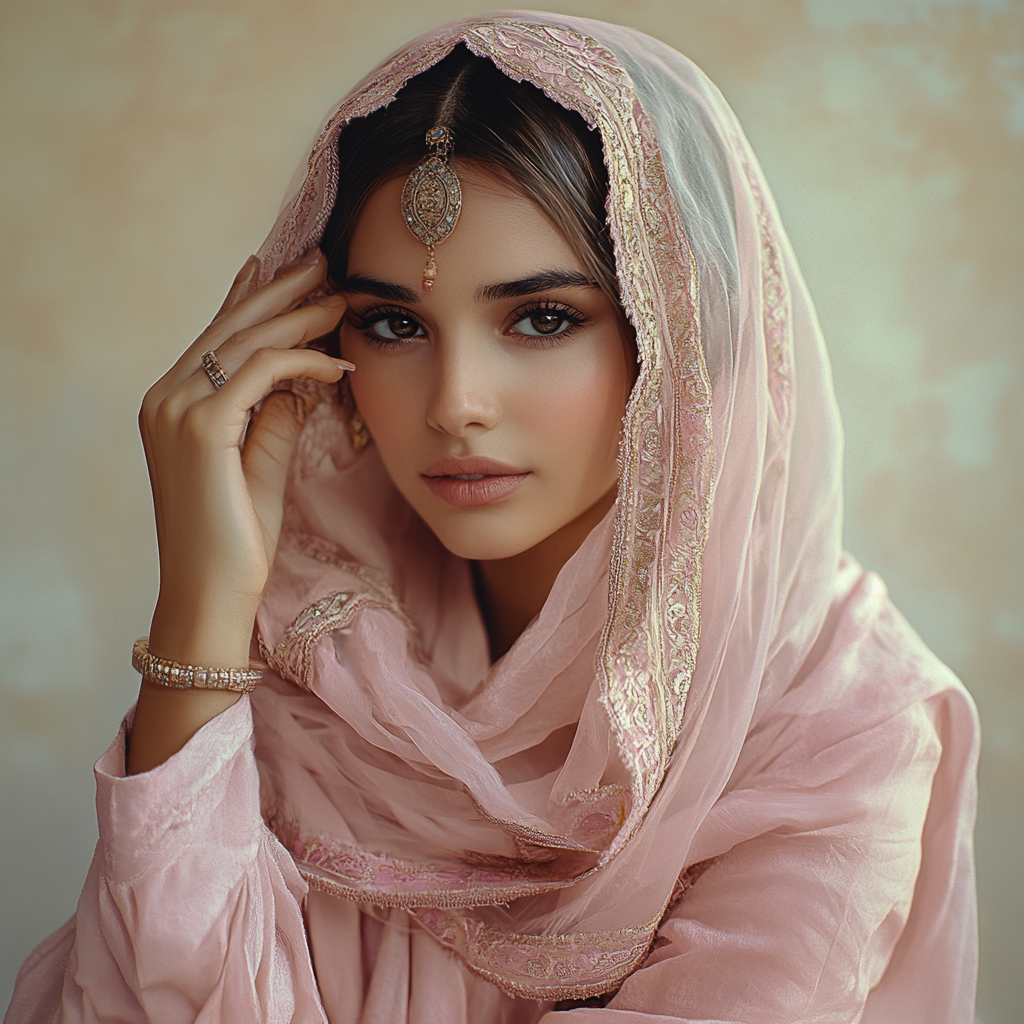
[149,590,260,669]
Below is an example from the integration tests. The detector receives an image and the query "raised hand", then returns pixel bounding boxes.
[129,249,350,773]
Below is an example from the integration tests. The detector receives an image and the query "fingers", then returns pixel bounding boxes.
[241,391,314,543]
[162,295,348,415]
[195,348,349,432]
[211,248,328,346]
[155,249,330,397]
[218,292,348,371]
[213,255,261,320]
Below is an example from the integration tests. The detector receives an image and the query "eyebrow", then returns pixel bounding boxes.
[476,270,597,302]
[340,269,598,304]
[340,274,418,303]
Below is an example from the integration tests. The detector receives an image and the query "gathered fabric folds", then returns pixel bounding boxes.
[7,11,979,1024]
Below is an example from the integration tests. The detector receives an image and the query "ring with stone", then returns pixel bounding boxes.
[200,349,230,390]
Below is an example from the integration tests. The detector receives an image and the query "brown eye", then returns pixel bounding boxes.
[531,314,566,334]
[514,312,575,337]
[369,315,425,341]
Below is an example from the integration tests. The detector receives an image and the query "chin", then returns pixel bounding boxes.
[417,511,543,562]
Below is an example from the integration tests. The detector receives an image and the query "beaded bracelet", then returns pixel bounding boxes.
[132,636,261,694]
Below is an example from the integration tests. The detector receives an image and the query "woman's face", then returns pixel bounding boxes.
[338,168,634,561]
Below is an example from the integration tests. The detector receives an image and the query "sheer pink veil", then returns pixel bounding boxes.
[246,11,978,1012]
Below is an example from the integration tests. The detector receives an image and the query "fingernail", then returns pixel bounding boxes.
[300,247,322,266]
[333,359,356,372]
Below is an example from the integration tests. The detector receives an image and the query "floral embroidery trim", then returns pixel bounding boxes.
[459,20,713,854]
[409,856,719,1000]
[261,537,417,690]
[255,15,715,998]
[263,588,395,689]
[551,857,719,1007]
[413,907,659,1000]
[744,159,793,428]
[300,862,584,911]
[268,815,592,909]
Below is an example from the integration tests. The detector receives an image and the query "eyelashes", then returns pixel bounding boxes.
[510,300,589,342]
[345,305,424,344]
[345,299,591,348]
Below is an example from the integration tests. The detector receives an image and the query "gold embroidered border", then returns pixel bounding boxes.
[257,15,715,998]
[460,20,713,854]
[410,856,718,1001]
[261,541,411,689]
[300,864,580,911]
[262,589,394,689]
[744,159,793,427]
[270,815,597,909]
[412,904,658,1000]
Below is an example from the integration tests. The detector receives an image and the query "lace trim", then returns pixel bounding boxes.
[460,20,713,855]
[745,159,793,427]
[411,856,718,1001]
[256,16,715,997]
[269,816,589,909]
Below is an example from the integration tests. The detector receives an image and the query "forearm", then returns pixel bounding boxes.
[128,249,346,775]
[127,590,257,775]
[128,681,242,775]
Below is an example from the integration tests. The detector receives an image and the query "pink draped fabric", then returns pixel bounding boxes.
[7,12,979,1024]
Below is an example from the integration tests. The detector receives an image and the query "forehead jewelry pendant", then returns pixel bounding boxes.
[401,126,462,291]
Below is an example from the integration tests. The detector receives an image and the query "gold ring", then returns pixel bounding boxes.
[201,349,230,389]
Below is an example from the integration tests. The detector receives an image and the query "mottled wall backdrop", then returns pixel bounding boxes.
[1,0,1020,1019]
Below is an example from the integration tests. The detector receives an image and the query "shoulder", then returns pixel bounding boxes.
[749,559,977,775]
[689,560,979,863]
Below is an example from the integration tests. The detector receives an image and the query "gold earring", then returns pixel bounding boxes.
[401,126,462,291]
[348,405,370,453]
[339,374,370,453]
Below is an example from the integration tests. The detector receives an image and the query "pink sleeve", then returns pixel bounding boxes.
[7,698,326,1024]
[539,687,977,1024]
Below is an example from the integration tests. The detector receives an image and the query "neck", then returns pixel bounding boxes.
[474,486,616,661]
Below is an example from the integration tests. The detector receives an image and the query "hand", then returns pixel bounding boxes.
[128,250,349,774]
[141,247,350,664]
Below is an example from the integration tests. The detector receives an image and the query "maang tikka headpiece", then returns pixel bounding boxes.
[402,126,462,290]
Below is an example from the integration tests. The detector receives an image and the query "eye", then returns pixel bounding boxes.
[347,307,426,343]
[515,313,571,336]
[509,302,588,340]
[368,314,424,340]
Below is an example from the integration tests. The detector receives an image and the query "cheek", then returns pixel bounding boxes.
[512,340,630,469]
[341,326,632,489]
[347,358,420,450]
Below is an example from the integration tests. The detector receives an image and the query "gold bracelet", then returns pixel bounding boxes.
[132,636,261,694]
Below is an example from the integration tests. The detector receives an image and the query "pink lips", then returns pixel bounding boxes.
[422,456,530,508]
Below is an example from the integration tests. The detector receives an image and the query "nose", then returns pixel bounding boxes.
[425,335,502,437]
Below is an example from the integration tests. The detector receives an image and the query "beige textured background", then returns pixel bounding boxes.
[1,0,1021,1019]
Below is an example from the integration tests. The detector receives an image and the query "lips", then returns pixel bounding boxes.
[422,456,530,508]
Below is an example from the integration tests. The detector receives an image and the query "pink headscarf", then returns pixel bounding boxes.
[239,11,979,1018]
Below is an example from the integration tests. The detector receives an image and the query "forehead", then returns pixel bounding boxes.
[346,169,584,295]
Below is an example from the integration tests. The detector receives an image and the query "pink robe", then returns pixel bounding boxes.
[7,566,979,1024]
[6,13,980,1022]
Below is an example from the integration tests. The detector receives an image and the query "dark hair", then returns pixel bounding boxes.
[320,46,617,301]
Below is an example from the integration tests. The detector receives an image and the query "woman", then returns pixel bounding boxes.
[6,13,979,1024]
